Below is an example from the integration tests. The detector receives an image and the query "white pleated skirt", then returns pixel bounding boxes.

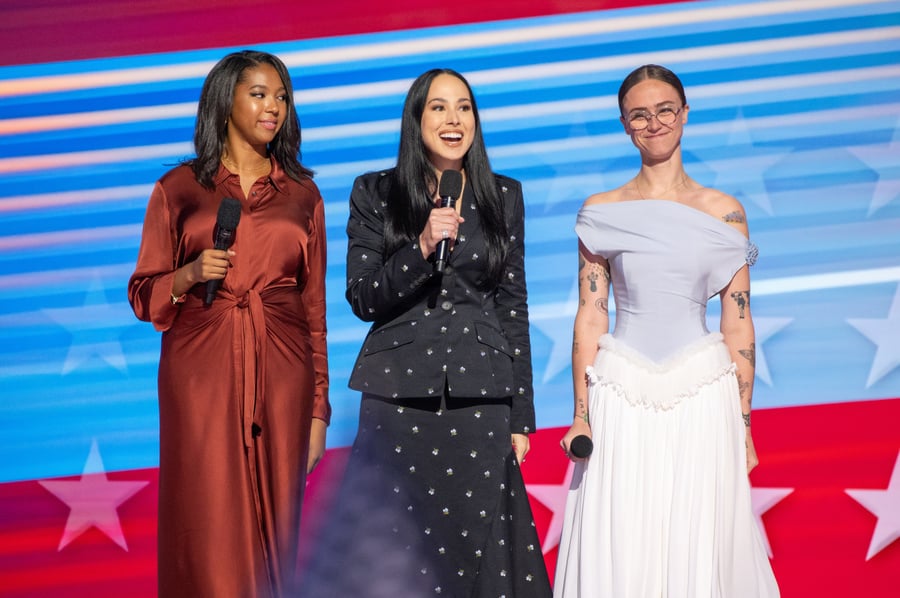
[554,333,780,598]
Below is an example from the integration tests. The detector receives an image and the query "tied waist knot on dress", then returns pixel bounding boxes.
[181,285,306,448]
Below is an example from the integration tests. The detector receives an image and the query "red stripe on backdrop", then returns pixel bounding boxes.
[0,0,691,67]
[0,469,158,597]
[2,398,898,596]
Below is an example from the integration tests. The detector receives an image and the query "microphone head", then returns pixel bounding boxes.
[570,434,593,458]
[438,169,463,200]
[217,197,242,230]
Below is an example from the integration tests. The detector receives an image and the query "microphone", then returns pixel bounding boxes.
[434,169,463,274]
[569,435,593,459]
[204,197,242,305]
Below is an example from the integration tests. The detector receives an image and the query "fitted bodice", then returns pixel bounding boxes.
[575,199,754,362]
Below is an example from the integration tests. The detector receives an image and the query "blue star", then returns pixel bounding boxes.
[692,108,792,216]
[706,314,792,386]
[43,273,136,374]
[846,118,900,216]
[530,281,579,384]
[753,316,793,386]
[848,284,900,388]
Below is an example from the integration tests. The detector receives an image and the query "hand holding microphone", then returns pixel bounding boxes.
[433,169,463,273]
[562,426,593,461]
[203,197,242,305]
[569,435,593,459]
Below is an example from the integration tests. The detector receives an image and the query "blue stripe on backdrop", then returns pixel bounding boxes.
[0,0,898,482]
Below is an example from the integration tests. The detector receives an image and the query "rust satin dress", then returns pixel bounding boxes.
[128,160,330,597]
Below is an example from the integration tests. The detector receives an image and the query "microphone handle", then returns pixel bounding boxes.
[204,227,235,305]
[433,196,456,273]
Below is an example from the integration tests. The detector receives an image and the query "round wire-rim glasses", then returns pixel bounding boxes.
[626,106,683,130]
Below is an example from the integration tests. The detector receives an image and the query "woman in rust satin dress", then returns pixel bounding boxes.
[128,50,330,597]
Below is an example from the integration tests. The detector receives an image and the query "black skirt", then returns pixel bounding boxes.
[300,392,552,597]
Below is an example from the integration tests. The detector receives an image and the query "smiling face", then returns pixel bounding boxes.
[620,78,689,162]
[420,73,476,172]
[226,63,287,152]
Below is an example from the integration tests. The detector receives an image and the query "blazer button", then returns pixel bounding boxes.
[441,300,453,311]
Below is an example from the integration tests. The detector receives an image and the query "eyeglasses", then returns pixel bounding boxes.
[626,106,683,130]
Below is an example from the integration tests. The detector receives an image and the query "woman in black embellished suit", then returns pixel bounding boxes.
[301,69,551,597]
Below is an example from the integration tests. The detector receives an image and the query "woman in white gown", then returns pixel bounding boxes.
[554,64,780,597]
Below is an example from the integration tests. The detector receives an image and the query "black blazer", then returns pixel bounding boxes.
[345,169,536,433]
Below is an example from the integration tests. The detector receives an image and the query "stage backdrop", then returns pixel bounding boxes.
[1,0,898,596]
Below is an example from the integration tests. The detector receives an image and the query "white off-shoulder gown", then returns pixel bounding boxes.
[554,200,780,598]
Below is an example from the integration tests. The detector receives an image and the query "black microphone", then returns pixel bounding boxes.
[434,169,462,274]
[204,197,241,305]
[570,435,593,459]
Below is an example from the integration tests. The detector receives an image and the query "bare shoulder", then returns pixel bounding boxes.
[583,187,628,207]
[695,188,749,235]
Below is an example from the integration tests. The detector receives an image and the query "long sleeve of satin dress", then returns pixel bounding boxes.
[128,160,330,598]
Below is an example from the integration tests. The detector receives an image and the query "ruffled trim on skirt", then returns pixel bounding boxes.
[585,332,736,411]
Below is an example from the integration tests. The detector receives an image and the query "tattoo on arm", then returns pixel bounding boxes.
[730,290,750,318]
[576,398,589,423]
[580,261,609,308]
[738,342,756,368]
[723,210,745,223]
[598,264,610,283]
[595,297,608,314]
[736,372,751,403]
[736,372,752,426]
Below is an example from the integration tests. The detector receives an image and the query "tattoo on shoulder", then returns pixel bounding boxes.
[730,290,750,318]
[723,210,745,224]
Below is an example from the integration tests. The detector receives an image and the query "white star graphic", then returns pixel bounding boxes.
[531,282,579,384]
[532,280,620,384]
[753,316,793,386]
[848,284,900,388]
[692,109,791,215]
[846,118,900,216]
[750,486,793,557]
[514,109,614,213]
[42,273,135,374]
[38,439,148,551]
[846,450,900,561]
[541,170,610,213]
[706,314,791,386]
[526,461,576,555]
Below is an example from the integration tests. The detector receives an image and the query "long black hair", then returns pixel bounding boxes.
[385,68,508,287]
[189,50,313,188]
[617,64,687,115]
